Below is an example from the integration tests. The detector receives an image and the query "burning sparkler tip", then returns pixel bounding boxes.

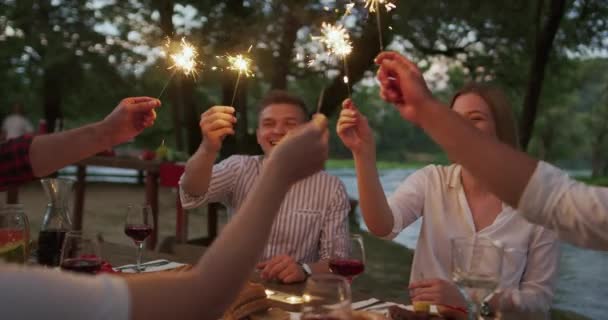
[166,37,200,78]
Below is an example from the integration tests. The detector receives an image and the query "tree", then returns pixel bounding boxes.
[1,0,146,132]
[576,59,608,177]
[519,0,566,150]
[389,0,608,150]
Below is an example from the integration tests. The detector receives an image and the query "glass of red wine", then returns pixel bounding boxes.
[60,231,102,275]
[301,274,352,320]
[329,233,365,283]
[124,204,153,273]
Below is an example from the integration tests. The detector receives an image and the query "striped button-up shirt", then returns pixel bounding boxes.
[180,155,350,263]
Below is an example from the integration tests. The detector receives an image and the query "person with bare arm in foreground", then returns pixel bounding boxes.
[1,115,330,320]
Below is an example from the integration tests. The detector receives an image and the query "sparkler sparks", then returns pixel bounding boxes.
[313,22,353,58]
[166,37,200,78]
[226,45,255,107]
[361,0,398,50]
[158,37,201,99]
[226,54,253,78]
[312,22,354,100]
[345,3,356,15]
[364,0,396,13]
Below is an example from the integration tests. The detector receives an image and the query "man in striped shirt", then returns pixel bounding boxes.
[180,90,351,283]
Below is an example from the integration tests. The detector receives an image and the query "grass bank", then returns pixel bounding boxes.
[576,176,608,187]
[326,159,425,170]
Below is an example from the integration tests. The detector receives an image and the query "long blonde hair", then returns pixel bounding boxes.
[450,83,520,150]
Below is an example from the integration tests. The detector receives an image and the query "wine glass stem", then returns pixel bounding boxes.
[467,302,479,320]
[136,242,144,272]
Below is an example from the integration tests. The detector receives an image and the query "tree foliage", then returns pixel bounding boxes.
[1,0,607,172]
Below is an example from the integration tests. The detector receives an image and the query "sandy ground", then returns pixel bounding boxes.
[5,181,228,249]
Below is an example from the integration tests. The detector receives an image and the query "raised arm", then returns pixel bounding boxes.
[30,97,161,177]
[375,51,608,250]
[336,98,394,237]
[375,52,535,207]
[180,106,236,197]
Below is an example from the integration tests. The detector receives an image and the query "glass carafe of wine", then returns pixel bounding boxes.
[38,178,74,266]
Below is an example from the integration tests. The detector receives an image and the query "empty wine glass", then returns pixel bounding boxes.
[451,237,503,319]
[0,204,29,264]
[60,231,102,274]
[301,274,352,320]
[329,234,365,283]
[124,204,153,272]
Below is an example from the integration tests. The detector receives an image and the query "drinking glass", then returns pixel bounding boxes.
[124,204,153,272]
[0,204,29,264]
[329,234,365,282]
[60,231,102,274]
[301,274,352,320]
[451,237,503,319]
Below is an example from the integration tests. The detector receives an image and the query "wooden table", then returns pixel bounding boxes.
[74,156,161,248]
[254,273,373,312]
[102,242,370,313]
[101,242,201,266]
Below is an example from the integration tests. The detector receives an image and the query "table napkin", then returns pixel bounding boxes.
[114,259,186,273]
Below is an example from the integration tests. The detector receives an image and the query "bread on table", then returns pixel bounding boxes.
[388,305,449,320]
[223,282,272,320]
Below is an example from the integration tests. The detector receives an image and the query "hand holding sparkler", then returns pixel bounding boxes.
[199,106,237,153]
[376,51,434,125]
[103,97,161,145]
[336,98,374,156]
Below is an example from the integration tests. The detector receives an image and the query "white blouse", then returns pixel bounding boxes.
[0,264,130,320]
[385,164,560,313]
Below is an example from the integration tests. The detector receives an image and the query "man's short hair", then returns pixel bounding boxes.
[258,90,309,119]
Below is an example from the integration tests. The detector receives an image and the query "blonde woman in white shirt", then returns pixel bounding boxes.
[336,85,560,317]
[376,51,608,251]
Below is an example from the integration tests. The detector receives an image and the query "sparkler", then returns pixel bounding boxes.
[226,45,254,107]
[312,22,354,98]
[345,3,356,16]
[158,37,200,99]
[364,0,396,13]
[316,87,326,114]
[363,0,397,51]
[314,22,353,57]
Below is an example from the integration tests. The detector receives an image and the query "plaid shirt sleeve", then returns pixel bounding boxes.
[0,135,35,191]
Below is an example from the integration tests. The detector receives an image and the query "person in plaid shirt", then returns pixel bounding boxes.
[0,134,35,191]
[0,97,161,190]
